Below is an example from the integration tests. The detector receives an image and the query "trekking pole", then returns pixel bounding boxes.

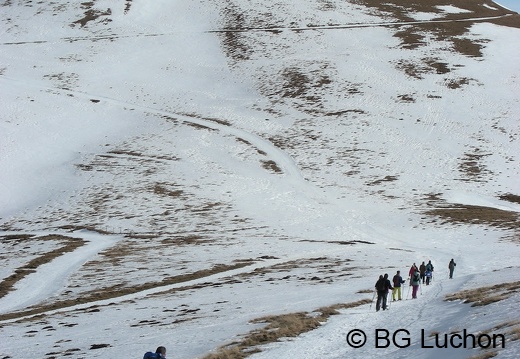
[370,290,376,310]
[388,292,392,309]
[406,283,411,300]
[420,281,423,295]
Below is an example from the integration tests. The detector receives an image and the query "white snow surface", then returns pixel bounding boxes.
[1,1,519,359]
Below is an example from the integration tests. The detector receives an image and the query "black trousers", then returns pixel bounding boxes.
[376,290,388,311]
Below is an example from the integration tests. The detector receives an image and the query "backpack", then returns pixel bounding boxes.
[413,272,420,282]
[143,352,159,359]
[376,278,385,291]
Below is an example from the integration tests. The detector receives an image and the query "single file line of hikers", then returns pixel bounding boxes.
[372,258,456,312]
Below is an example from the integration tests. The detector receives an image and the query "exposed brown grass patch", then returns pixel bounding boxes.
[153,183,184,198]
[499,193,520,205]
[423,193,520,242]
[468,351,499,359]
[261,160,283,173]
[202,299,372,359]
[350,0,520,81]
[458,150,492,179]
[367,175,398,186]
[72,2,112,28]
[425,204,519,231]
[445,281,520,306]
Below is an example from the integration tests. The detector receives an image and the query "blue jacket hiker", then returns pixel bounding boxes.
[392,271,405,301]
[425,260,434,285]
[143,346,167,359]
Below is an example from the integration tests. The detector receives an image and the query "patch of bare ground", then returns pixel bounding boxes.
[351,1,519,82]
[457,148,492,181]
[0,261,255,322]
[395,57,451,79]
[488,13,520,28]
[260,159,282,173]
[202,299,372,359]
[367,175,398,186]
[258,62,338,115]
[425,202,519,230]
[499,193,520,205]
[124,0,132,14]
[236,256,365,285]
[445,281,520,306]
[468,351,499,359]
[0,235,86,300]
[422,193,520,242]
[217,3,254,62]
[72,1,112,28]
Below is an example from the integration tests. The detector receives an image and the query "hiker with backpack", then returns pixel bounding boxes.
[143,346,167,359]
[425,260,434,285]
[375,274,393,311]
[411,270,421,299]
[425,269,432,285]
[408,263,418,285]
[449,259,457,279]
[392,270,405,301]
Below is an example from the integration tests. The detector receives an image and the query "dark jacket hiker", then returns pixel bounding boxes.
[449,259,457,279]
[392,271,405,301]
[375,274,393,311]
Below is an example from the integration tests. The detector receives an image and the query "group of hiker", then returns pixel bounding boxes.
[374,258,456,311]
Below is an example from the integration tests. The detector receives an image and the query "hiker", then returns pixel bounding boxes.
[392,270,405,301]
[425,269,432,285]
[419,261,426,284]
[449,259,457,279]
[375,275,384,311]
[375,274,393,311]
[411,270,421,299]
[143,346,167,359]
[426,260,434,272]
[425,260,434,285]
[408,263,418,285]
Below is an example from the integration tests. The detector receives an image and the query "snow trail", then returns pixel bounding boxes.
[0,231,121,314]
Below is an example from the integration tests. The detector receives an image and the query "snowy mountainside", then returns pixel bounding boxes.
[1,1,520,358]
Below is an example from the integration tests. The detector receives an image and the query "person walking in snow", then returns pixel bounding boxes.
[392,270,405,301]
[425,260,434,285]
[426,260,434,271]
[408,263,418,285]
[411,270,421,299]
[449,259,457,279]
[419,261,426,284]
[143,346,167,359]
[425,269,432,285]
[375,274,393,311]
[375,275,384,311]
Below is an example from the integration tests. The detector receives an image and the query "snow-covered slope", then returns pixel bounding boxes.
[1,1,519,358]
